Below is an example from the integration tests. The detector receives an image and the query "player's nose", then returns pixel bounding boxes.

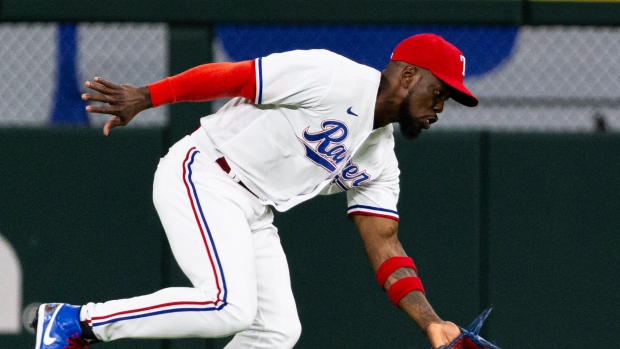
[434,100,445,114]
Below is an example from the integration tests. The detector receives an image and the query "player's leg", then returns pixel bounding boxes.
[224,218,302,349]
[78,139,261,341]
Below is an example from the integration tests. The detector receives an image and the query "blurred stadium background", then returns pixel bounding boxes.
[2,23,620,131]
[1,1,618,349]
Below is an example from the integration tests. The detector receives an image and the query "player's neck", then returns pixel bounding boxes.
[373,73,401,130]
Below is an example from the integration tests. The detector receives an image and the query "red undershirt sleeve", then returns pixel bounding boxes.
[147,60,256,108]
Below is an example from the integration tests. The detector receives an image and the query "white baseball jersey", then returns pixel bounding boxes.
[79,49,400,348]
[193,49,400,220]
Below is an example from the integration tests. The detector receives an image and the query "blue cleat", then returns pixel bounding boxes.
[32,303,89,349]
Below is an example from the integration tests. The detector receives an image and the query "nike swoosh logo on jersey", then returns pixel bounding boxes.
[346,107,358,116]
[43,304,63,345]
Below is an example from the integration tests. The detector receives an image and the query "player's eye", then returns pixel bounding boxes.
[435,89,448,101]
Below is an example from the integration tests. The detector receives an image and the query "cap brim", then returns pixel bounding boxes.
[434,73,479,107]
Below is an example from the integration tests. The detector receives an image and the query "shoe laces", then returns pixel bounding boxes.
[64,333,89,349]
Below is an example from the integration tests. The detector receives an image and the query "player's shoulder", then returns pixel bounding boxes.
[273,48,347,61]
[259,49,338,79]
[262,49,338,62]
[264,49,377,74]
[297,50,381,97]
[307,50,379,77]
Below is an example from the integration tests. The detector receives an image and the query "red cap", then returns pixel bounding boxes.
[391,34,478,107]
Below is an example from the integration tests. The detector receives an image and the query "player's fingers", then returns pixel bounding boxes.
[84,80,113,95]
[82,93,114,103]
[427,333,449,349]
[93,76,118,89]
[103,117,124,136]
[85,104,115,115]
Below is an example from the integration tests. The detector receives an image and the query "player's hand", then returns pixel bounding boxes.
[82,77,152,136]
[425,321,461,349]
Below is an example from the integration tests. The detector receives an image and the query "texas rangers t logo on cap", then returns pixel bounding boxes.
[390,33,478,107]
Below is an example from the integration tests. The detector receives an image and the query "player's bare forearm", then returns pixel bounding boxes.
[353,215,459,346]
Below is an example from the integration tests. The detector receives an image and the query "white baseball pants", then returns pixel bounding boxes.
[80,136,301,348]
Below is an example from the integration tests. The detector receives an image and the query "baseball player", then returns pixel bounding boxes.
[32,34,481,349]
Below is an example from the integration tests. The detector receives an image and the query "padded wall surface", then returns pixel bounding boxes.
[1,129,617,349]
[0,128,165,349]
[486,133,620,348]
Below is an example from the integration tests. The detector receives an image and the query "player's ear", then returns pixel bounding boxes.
[400,65,419,89]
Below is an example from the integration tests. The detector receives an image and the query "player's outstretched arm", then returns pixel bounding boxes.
[83,60,256,136]
[352,215,460,348]
[82,77,152,136]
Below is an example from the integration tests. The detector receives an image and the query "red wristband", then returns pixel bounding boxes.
[375,256,418,288]
[387,276,425,307]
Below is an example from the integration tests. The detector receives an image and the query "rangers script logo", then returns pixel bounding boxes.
[298,119,370,189]
[331,160,370,190]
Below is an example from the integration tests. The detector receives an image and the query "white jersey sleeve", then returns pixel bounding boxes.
[255,50,336,108]
[346,144,400,222]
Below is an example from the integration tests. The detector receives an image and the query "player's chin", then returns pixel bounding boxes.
[396,108,426,140]
[398,120,422,140]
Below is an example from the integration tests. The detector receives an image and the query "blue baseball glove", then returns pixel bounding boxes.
[435,308,501,349]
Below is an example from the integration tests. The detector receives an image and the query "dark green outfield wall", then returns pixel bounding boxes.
[485,133,620,348]
[0,129,618,348]
[0,128,165,349]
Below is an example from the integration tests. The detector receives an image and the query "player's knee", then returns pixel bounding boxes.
[223,297,257,333]
[264,313,301,348]
[232,306,257,332]
[279,316,302,347]
[192,301,256,337]
[190,285,257,337]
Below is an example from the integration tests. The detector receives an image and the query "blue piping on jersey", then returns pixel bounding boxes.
[348,205,398,215]
[257,57,263,104]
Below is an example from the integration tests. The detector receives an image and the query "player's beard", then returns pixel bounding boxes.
[397,93,422,140]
